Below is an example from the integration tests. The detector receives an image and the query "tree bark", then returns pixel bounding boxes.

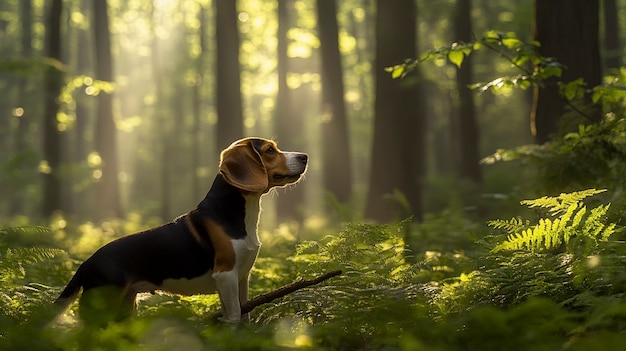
[531,0,602,144]
[73,0,94,219]
[10,0,33,216]
[192,4,207,199]
[149,0,172,221]
[216,0,244,150]
[317,0,352,205]
[275,0,305,222]
[41,0,63,218]
[212,270,342,320]
[93,0,122,218]
[454,0,481,184]
[365,0,424,222]
[602,0,622,70]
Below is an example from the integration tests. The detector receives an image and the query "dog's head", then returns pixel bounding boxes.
[219,137,308,193]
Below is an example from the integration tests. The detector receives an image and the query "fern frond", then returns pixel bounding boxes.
[492,189,615,254]
[0,226,52,238]
[5,247,65,264]
[488,217,529,234]
[520,189,606,216]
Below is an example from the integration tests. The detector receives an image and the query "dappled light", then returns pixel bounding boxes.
[2,0,626,349]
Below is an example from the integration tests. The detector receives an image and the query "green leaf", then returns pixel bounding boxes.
[502,38,523,49]
[388,65,405,79]
[517,79,532,90]
[448,50,465,68]
[561,78,585,100]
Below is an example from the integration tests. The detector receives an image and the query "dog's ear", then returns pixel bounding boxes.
[219,140,268,193]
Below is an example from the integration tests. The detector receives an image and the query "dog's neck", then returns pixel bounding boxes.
[242,193,261,249]
[198,175,261,247]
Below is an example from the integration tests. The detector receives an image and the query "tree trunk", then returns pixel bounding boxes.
[192,4,207,199]
[41,0,63,218]
[316,0,352,205]
[454,0,481,184]
[602,0,622,70]
[275,0,305,222]
[215,0,244,149]
[531,0,602,144]
[93,0,122,219]
[149,0,171,221]
[10,0,33,216]
[73,0,94,219]
[365,0,424,222]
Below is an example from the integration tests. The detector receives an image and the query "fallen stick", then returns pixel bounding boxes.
[212,270,342,320]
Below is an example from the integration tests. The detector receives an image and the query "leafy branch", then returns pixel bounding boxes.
[386,30,621,122]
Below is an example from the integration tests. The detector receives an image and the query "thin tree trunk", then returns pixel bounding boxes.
[93,0,122,218]
[73,0,94,219]
[602,0,622,70]
[275,0,305,222]
[192,4,207,199]
[215,0,244,149]
[454,0,481,184]
[316,0,352,206]
[10,0,33,216]
[149,1,170,221]
[42,0,63,218]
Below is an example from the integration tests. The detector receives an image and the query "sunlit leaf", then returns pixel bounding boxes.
[448,50,465,68]
[390,65,405,79]
[502,38,523,49]
[517,79,532,90]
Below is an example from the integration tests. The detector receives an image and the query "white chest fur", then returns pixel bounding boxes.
[235,194,262,278]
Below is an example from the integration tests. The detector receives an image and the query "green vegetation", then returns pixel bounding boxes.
[1,187,625,350]
[1,1,625,349]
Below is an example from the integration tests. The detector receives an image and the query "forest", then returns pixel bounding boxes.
[1,0,626,349]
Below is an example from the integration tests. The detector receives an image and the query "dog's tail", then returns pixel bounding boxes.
[54,268,83,311]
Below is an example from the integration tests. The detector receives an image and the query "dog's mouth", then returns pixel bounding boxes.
[273,172,304,183]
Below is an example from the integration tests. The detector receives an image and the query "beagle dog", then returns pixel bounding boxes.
[54,137,308,323]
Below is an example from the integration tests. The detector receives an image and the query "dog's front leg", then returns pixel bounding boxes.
[213,270,241,322]
[238,274,251,321]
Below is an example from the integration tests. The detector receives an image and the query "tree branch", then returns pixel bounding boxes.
[212,270,342,320]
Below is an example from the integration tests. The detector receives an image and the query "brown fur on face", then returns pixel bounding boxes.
[219,138,307,193]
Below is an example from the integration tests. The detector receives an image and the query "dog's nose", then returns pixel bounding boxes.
[298,154,308,165]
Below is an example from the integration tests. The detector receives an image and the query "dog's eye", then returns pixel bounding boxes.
[266,147,275,154]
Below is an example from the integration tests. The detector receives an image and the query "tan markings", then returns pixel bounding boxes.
[220,137,302,192]
[219,142,268,193]
[205,219,236,273]
[185,215,204,244]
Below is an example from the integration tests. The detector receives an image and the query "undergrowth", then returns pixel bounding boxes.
[1,189,626,350]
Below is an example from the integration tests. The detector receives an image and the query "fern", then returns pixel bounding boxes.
[492,190,615,253]
[487,217,530,234]
[520,189,606,215]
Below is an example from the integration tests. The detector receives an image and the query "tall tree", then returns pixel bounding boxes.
[602,0,622,70]
[149,0,172,220]
[365,0,424,222]
[316,0,352,205]
[10,0,33,216]
[275,0,305,221]
[531,0,602,144]
[192,4,207,198]
[41,0,64,218]
[93,0,122,218]
[215,0,244,149]
[454,0,481,184]
[72,0,94,218]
